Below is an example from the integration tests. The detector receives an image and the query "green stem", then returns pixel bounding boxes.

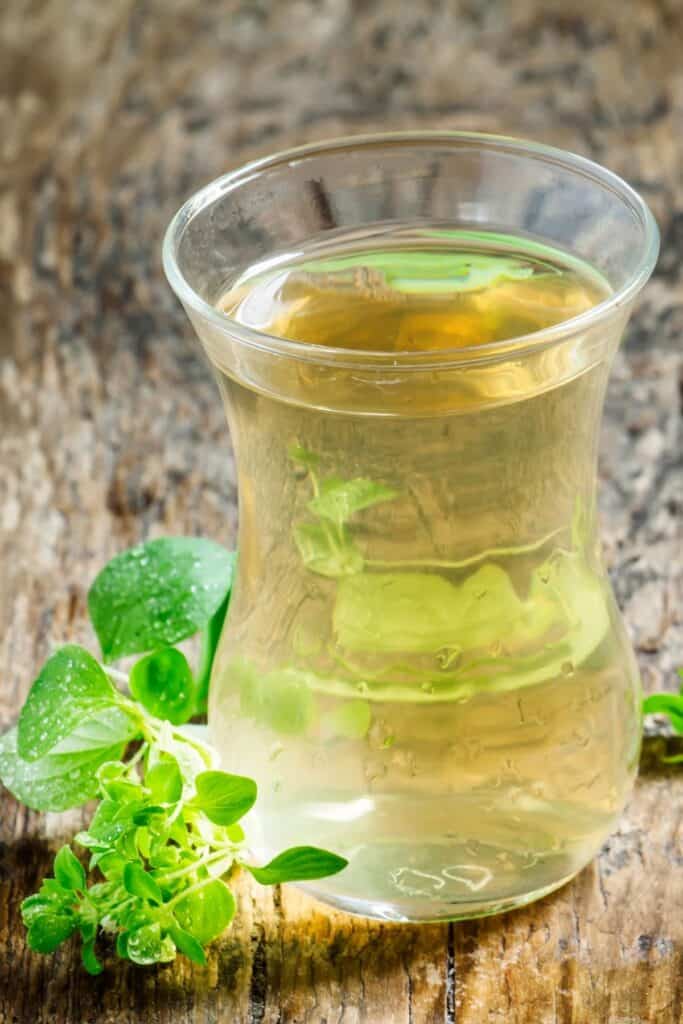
[105,666,130,687]
[160,848,235,885]
[365,527,569,572]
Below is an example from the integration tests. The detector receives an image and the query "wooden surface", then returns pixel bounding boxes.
[1,1,682,1021]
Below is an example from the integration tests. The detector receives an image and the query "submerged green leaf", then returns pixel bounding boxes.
[308,477,397,529]
[293,522,364,578]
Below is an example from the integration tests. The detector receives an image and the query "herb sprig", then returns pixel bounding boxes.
[0,537,346,973]
[643,668,683,763]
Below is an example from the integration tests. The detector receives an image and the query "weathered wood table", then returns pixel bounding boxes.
[1,2,682,1021]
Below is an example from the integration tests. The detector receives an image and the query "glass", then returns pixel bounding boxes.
[163,133,659,922]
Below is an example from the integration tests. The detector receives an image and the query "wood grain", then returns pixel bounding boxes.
[0,1,681,1021]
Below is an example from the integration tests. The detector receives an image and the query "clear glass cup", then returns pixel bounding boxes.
[163,132,659,922]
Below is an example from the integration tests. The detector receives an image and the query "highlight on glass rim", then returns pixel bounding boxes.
[3,71,681,1017]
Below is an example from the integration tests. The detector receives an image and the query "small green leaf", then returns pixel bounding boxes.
[88,537,235,662]
[169,925,207,965]
[643,693,683,733]
[96,761,142,802]
[246,846,348,885]
[123,863,163,905]
[239,666,315,737]
[191,771,257,826]
[322,699,372,740]
[288,443,320,469]
[18,646,121,761]
[0,727,130,812]
[26,912,76,953]
[81,937,103,975]
[173,879,235,944]
[146,754,183,804]
[126,922,176,965]
[54,846,86,891]
[309,477,397,528]
[130,648,195,725]
[293,522,364,578]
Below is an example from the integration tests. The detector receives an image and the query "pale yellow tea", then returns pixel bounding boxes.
[209,230,641,920]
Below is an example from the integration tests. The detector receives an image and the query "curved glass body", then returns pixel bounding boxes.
[164,133,658,922]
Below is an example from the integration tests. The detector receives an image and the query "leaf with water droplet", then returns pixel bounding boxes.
[0,724,133,812]
[88,537,235,662]
[130,647,195,725]
[173,879,235,944]
[18,646,124,762]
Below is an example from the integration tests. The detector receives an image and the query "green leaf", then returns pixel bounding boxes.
[26,911,76,953]
[52,708,141,755]
[173,879,235,944]
[299,248,535,295]
[169,925,207,965]
[191,770,257,826]
[293,522,363,578]
[54,846,86,891]
[643,694,683,733]
[237,663,315,736]
[88,537,235,662]
[81,937,103,975]
[194,593,230,714]
[130,648,195,725]
[0,727,130,812]
[246,846,348,885]
[123,863,163,905]
[321,699,372,740]
[288,443,320,469]
[309,477,397,529]
[126,922,176,965]
[96,761,142,803]
[146,754,183,804]
[18,646,120,761]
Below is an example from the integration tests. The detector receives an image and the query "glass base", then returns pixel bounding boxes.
[299,869,579,923]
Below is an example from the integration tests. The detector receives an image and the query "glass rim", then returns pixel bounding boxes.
[162,130,660,369]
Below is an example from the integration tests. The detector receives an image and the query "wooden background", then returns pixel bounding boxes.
[1,1,682,1021]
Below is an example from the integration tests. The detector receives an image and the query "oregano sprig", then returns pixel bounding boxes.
[0,537,346,973]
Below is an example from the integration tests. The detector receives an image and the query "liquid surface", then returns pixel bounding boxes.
[209,230,639,921]
[220,232,607,353]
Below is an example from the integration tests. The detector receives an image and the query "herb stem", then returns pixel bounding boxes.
[104,666,130,687]
[364,527,568,572]
[160,848,235,885]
